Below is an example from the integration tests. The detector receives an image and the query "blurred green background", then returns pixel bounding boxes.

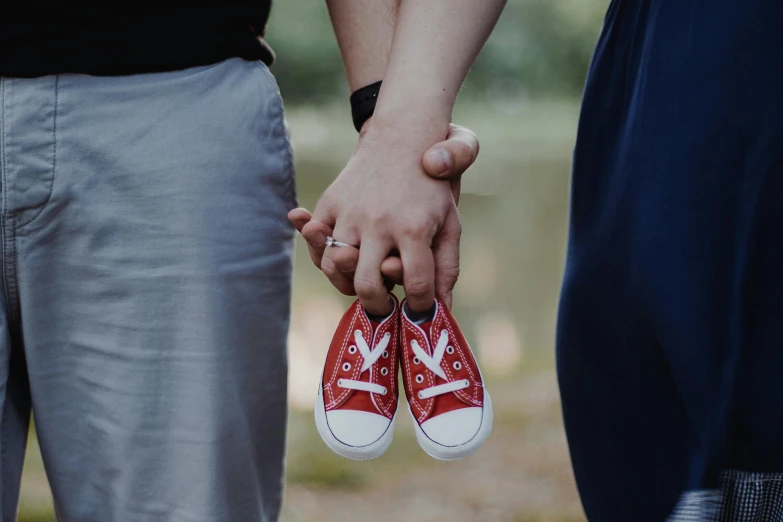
[18,1,608,521]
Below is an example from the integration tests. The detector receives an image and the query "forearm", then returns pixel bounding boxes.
[371,0,507,146]
[326,0,399,92]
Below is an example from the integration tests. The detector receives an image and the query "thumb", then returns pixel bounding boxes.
[422,124,479,180]
[432,206,462,310]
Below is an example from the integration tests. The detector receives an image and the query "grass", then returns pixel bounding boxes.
[18,511,55,522]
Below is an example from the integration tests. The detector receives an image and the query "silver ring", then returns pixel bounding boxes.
[326,236,351,248]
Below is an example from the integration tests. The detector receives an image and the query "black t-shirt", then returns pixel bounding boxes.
[0,5,274,78]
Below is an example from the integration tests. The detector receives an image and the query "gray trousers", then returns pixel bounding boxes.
[0,58,296,521]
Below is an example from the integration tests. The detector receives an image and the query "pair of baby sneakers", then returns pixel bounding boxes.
[315,294,492,461]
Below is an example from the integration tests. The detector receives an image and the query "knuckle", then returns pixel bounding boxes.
[367,209,395,230]
[405,278,432,299]
[400,221,433,242]
[332,249,357,269]
[320,256,337,276]
[354,278,382,299]
[334,260,356,275]
[440,265,461,282]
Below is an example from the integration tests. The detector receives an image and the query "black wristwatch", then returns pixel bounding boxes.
[350,80,382,132]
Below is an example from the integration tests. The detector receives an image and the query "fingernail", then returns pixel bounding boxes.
[427,149,452,175]
[305,231,326,248]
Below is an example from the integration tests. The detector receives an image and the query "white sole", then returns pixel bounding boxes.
[409,392,493,461]
[314,384,396,461]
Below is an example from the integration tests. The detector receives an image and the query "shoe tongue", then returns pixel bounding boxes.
[364,310,392,333]
[404,301,436,324]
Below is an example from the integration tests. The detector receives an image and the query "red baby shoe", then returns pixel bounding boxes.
[399,298,493,460]
[315,295,399,460]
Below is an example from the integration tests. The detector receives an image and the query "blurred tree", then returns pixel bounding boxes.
[265,0,346,104]
[266,0,609,104]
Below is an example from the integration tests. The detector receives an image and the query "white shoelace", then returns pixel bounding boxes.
[410,329,470,399]
[337,329,391,395]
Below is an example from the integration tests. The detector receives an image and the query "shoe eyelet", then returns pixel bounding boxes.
[381,388,387,396]
[415,374,424,384]
[342,362,351,371]
[446,346,455,355]
[413,356,420,365]
[463,379,470,387]
[348,345,357,354]
[453,361,462,371]
[381,367,389,376]
[382,350,389,359]
[417,391,424,399]
[354,330,362,337]
[338,379,345,387]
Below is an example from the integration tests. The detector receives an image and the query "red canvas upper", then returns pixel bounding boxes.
[400,299,484,424]
[322,297,400,420]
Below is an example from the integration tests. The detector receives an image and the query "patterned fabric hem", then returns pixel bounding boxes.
[668,470,783,521]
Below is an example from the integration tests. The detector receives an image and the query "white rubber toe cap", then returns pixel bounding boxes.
[420,407,483,447]
[326,410,392,447]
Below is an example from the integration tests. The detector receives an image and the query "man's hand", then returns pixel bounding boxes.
[288,123,479,310]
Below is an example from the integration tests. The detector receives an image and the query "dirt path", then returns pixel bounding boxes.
[281,372,585,522]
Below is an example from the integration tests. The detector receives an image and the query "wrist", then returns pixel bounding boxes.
[364,108,451,152]
[372,72,455,131]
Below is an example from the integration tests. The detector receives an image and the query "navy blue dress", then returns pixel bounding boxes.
[557,1,783,520]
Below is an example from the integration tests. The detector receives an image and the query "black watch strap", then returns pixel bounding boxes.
[350,80,382,132]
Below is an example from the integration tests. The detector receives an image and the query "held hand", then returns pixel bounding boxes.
[314,127,455,317]
[288,124,479,310]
